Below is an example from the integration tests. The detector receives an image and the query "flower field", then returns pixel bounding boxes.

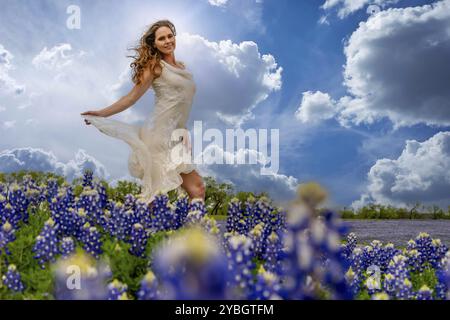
[0,171,449,300]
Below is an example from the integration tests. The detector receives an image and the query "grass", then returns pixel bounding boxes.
[209,215,227,221]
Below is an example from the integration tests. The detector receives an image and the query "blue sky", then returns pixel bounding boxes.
[1,0,449,209]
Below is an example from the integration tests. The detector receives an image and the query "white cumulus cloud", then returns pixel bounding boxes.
[353,131,450,208]
[304,0,450,128]
[321,0,400,19]
[32,43,85,71]
[208,0,229,7]
[194,143,298,204]
[0,44,25,95]
[295,91,339,124]
[0,147,109,182]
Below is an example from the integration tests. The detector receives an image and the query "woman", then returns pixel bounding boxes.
[81,20,205,205]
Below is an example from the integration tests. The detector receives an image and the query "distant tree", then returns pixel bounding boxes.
[407,202,421,220]
[107,180,142,203]
[431,205,444,220]
[339,206,356,219]
[204,176,234,215]
[1,170,65,185]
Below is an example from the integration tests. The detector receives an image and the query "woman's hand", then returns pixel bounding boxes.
[80,110,106,125]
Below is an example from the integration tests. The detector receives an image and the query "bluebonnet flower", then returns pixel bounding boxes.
[226,198,241,233]
[25,188,41,212]
[77,187,102,224]
[225,234,255,298]
[185,209,207,226]
[103,202,135,241]
[397,278,413,299]
[365,275,382,295]
[1,202,20,229]
[242,195,256,232]
[362,246,374,270]
[196,215,221,235]
[345,267,360,295]
[8,183,29,224]
[249,222,265,259]
[406,239,416,251]
[137,271,159,300]
[50,190,77,237]
[46,178,59,203]
[263,231,283,273]
[122,209,136,239]
[22,174,36,190]
[279,202,353,300]
[188,198,207,216]
[81,223,103,259]
[129,223,148,258]
[405,249,422,272]
[435,251,450,300]
[416,285,433,300]
[0,194,8,222]
[252,197,271,227]
[33,218,60,269]
[152,227,228,299]
[341,232,357,261]
[37,183,48,203]
[60,237,75,258]
[134,197,152,228]
[61,185,76,209]
[345,247,367,295]
[381,243,399,271]
[384,255,412,299]
[173,193,189,229]
[414,232,433,266]
[248,266,282,300]
[94,180,108,209]
[383,273,396,297]
[123,194,136,212]
[70,208,88,240]
[2,264,25,293]
[22,175,40,198]
[0,221,15,256]
[267,208,285,236]
[82,169,94,188]
[107,279,129,300]
[369,240,384,268]
[429,239,448,268]
[103,202,125,240]
[151,192,175,231]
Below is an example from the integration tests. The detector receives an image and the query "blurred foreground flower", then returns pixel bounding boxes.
[296,182,328,211]
[137,271,159,300]
[152,227,228,299]
[53,251,111,300]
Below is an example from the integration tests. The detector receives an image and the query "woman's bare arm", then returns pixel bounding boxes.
[101,67,154,117]
[81,66,154,119]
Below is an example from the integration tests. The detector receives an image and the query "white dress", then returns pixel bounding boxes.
[81,59,197,203]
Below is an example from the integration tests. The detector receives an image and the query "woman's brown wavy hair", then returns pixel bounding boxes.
[127,20,177,85]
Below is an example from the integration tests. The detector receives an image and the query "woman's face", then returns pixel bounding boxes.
[154,26,176,56]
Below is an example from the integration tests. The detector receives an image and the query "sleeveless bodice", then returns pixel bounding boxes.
[146,59,196,131]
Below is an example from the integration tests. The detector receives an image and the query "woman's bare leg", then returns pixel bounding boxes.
[180,170,205,201]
